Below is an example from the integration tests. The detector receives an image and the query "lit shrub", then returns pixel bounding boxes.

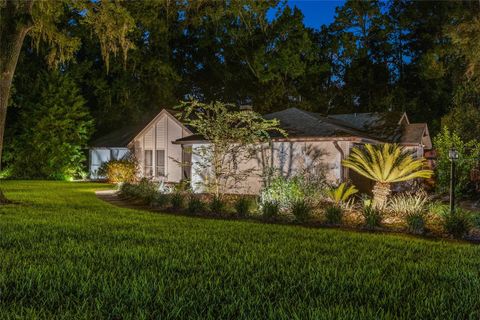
[210,196,226,214]
[262,201,280,219]
[260,175,325,212]
[442,208,473,238]
[290,199,312,222]
[234,197,252,217]
[187,196,205,215]
[259,176,306,211]
[388,191,430,234]
[325,183,358,209]
[325,205,343,225]
[98,157,138,183]
[388,191,430,217]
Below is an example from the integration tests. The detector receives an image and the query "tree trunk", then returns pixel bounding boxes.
[372,181,391,208]
[0,1,33,202]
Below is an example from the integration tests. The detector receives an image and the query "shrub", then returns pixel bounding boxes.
[210,196,226,214]
[135,179,158,204]
[187,196,205,215]
[7,71,93,180]
[170,193,184,210]
[290,199,312,222]
[262,201,280,219]
[260,174,328,210]
[326,183,358,209]
[405,212,426,234]
[151,193,169,208]
[472,214,480,229]
[388,191,430,234]
[119,180,156,202]
[433,127,480,196]
[362,204,383,229]
[388,191,430,217]
[442,209,473,238]
[234,197,252,217]
[325,205,343,225]
[98,157,138,183]
[260,176,304,211]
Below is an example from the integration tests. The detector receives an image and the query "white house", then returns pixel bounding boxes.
[89,109,192,182]
[89,108,432,194]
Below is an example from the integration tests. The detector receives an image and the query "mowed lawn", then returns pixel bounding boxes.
[0,181,479,319]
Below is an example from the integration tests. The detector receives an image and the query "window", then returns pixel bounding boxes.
[156,150,165,176]
[144,150,153,177]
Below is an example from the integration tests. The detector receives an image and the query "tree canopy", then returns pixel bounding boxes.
[2,0,480,178]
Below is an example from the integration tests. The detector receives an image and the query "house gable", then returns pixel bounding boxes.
[129,109,191,182]
[128,109,191,148]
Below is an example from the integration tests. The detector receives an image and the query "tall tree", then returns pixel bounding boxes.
[0,0,135,201]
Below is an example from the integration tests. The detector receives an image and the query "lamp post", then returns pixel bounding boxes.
[449,147,459,214]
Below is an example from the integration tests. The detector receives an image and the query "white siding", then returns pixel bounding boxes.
[156,117,166,149]
[167,117,183,182]
[190,140,348,195]
[131,111,188,182]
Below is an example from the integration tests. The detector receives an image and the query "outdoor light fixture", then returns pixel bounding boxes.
[449,147,459,214]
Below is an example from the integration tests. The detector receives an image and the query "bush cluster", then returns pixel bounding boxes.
[119,178,478,240]
[98,157,138,183]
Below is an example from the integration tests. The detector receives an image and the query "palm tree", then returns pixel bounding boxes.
[342,144,433,207]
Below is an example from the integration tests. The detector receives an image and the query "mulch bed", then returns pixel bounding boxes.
[95,190,480,244]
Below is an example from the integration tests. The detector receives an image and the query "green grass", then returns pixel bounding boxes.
[0,181,479,319]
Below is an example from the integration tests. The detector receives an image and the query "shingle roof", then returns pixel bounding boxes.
[174,108,418,144]
[400,123,427,144]
[327,112,405,141]
[263,108,378,140]
[90,125,146,148]
[92,107,427,147]
[90,108,182,148]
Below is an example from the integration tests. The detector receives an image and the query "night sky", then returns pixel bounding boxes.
[288,0,344,29]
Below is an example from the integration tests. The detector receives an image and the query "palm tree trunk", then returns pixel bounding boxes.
[372,181,391,208]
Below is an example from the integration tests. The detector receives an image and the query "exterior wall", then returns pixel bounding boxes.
[132,112,189,183]
[190,140,350,194]
[89,147,129,179]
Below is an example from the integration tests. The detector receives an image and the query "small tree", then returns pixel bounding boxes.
[342,144,433,207]
[433,126,480,196]
[179,100,285,197]
[8,71,93,180]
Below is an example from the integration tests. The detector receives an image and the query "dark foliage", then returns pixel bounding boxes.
[443,209,473,238]
[362,205,383,229]
[290,199,312,222]
[234,197,253,217]
[325,205,343,225]
[187,196,205,215]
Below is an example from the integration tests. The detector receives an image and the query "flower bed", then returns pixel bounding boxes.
[118,180,480,242]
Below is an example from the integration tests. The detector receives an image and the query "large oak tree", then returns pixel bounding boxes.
[0,0,134,201]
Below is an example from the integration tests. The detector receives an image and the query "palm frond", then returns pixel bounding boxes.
[342,144,433,183]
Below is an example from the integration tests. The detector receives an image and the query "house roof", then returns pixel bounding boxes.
[262,108,380,140]
[173,108,429,145]
[327,112,407,142]
[92,107,429,148]
[90,125,146,148]
[90,108,183,148]
[399,123,428,145]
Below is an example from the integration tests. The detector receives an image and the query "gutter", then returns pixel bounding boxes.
[333,141,345,181]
